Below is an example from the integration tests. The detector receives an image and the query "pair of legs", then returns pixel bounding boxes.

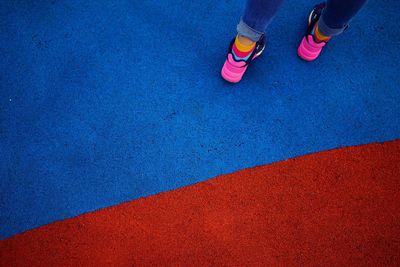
[221,0,367,83]
[239,0,367,42]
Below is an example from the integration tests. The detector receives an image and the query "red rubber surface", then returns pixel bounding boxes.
[1,140,400,266]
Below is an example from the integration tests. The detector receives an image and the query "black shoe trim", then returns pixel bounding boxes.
[226,35,266,68]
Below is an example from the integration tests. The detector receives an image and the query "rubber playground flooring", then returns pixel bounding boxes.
[1,0,399,265]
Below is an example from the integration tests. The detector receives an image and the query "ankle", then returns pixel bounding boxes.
[238,35,256,46]
[314,24,331,42]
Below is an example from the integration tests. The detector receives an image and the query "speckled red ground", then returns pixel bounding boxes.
[1,140,399,266]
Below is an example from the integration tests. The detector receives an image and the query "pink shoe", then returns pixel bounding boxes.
[297,3,328,61]
[221,36,265,83]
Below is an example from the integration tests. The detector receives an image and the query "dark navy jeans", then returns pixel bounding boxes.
[238,0,367,41]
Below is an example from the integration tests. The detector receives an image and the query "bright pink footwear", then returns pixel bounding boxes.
[221,54,248,83]
[297,3,328,61]
[221,36,265,83]
[298,35,326,61]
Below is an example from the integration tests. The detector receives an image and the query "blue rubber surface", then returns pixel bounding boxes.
[1,0,399,239]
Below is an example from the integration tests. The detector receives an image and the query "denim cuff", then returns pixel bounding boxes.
[236,19,264,42]
[318,12,347,36]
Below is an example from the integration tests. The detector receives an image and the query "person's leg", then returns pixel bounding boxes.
[318,0,368,38]
[238,0,285,43]
[221,0,284,83]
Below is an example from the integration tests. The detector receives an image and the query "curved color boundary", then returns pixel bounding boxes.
[1,140,400,266]
[2,0,400,241]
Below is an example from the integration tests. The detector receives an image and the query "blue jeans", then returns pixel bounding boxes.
[238,0,367,41]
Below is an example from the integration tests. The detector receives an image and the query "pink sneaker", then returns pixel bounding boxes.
[297,3,328,61]
[221,36,265,83]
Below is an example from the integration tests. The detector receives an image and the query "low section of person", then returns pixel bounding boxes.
[221,0,367,83]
